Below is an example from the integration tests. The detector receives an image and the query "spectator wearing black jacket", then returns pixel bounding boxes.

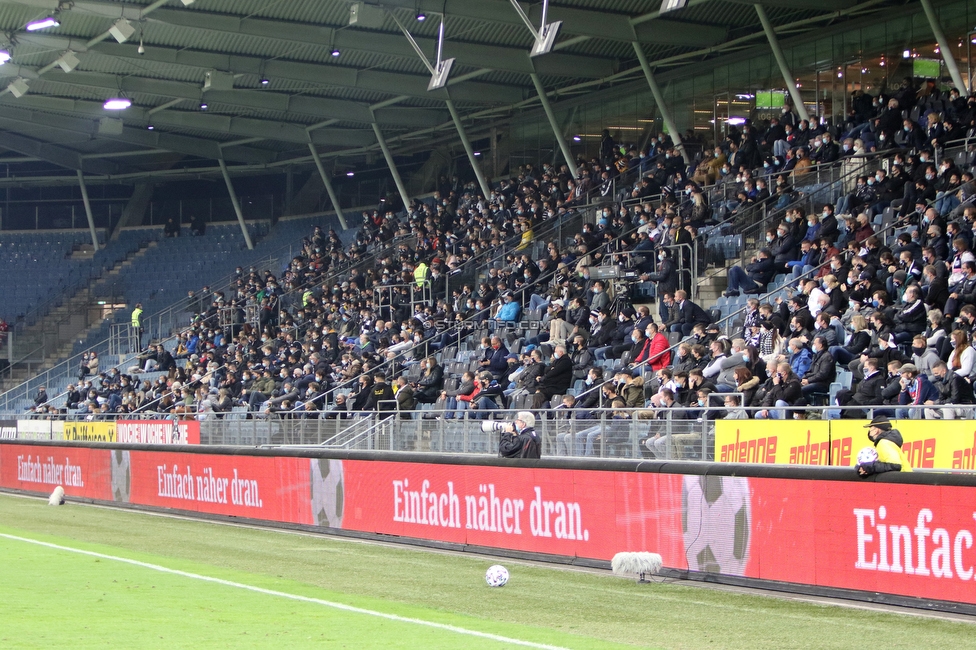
[670,290,711,336]
[755,362,801,420]
[533,345,574,408]
[801,336,836,402]
[723,249,774,297]
[928,360,975,420]
[836,357,885,419]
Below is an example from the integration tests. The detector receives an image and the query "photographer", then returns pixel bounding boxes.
[496,411,542,459]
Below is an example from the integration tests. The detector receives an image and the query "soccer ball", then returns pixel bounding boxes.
[856,446,879,466]
[110,449,131,503]
[310,458,344,528]
[485,565,509,587]
[682,475,751,576]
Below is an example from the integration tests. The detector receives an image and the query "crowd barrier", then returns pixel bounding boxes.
[1,439,976,613]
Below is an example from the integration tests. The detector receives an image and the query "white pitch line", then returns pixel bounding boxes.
[0,532,569,650]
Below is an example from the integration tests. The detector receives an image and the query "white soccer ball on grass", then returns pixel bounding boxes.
[485,565,509,587]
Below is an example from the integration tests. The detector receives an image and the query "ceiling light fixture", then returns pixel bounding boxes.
[180,0,195,5]
[346,171,355,177]
[331,48,341,57]
[109,18,136,44]
[573,135,581,142]
[103,98,131,110]
[8,78,29,97]
[0,51,11,65]
[199,102,208,110]
[57,50,80,72]
[416,11,426,21]
[508,0,561,57]
[389,12,454,91]
[26,17,60,31]
[137,38,145,55]
[147,124,154,130]
[260,78,270,85]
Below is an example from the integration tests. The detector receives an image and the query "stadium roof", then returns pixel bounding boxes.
[0,0,905,179]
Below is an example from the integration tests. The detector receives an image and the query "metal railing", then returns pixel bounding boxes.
[9,404,971,463]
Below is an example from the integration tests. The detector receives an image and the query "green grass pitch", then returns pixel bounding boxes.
[0,493,973,649]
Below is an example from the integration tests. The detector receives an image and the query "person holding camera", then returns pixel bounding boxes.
[497,411,542,459]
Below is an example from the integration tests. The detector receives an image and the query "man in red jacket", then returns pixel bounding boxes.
[642,322,671,371]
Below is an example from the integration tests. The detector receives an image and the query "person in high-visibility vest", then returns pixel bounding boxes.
[414,262,429,291]
[131,303,144,351]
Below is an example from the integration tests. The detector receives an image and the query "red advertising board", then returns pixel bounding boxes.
[125,451,313,524]
[2,441,976,607]
[0,444,112,501]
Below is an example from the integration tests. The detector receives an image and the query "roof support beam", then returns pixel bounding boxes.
[756,4,811,124]
[218,158,254,250]
[633,43,689,167]
[0,130,118,175]
[307,140,347,231]
[0,101,272,165]
[530,73,574,172]
[446,97,490,200]
[76,170,100,251]
[371,123,411,211]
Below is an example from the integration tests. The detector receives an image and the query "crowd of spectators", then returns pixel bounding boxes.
[22,78,976,461]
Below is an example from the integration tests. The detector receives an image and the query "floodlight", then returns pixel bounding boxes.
[180,0,196,5]
[103,98,131,110]
[660,0,688,13]
[109,18,136,44]
[57,50,80,72]
[390,12,454,92]
[7,78,29,98]
[508,0,562,57]
[26,17,59,31]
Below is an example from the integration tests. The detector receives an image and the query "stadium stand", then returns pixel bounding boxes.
[4,54,976,463]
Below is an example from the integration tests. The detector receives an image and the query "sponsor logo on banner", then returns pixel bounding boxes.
[126,451,312,523]
[63,421,116,443]
[0,444,112,500]
[715,421,830,464]
[716,420,976,469]
[831,420,948,469]
[116,420,200,445]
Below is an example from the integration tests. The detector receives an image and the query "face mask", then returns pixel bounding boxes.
[777,231,787,238]
[585,377,593,385]
[764,163,770,169]
[766,236,774,243]
[879,134,886,141]
[912,346,926,356]
[867,178,875,186]
[871,299,879,308]
[904,126,911,132]
[926,174,935,181]
[814,140,822,147]
[843,145,850,152]
[589,317,597,325]
[714,152,720,158]
[659,254,666,261]
[822,211,830,218]
[808,221,816,228]
[632,335,640,343]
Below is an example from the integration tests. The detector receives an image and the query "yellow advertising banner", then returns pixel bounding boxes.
[61,421,116,443]
[716,419,976,470]
[714,420,831,465]
[830,420,976,470]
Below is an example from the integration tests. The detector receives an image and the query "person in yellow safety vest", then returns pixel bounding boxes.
[515,218,534,251]
[302,289,313,307]
[414,262,429,290]
[856,415,912,476]
[131,303,144,351]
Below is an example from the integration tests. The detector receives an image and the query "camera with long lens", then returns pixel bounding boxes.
[481,421,510,433]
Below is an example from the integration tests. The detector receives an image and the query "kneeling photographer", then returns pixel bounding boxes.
[486,411,542,459]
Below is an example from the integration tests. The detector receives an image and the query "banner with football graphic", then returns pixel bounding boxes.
[1,441,976,607]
